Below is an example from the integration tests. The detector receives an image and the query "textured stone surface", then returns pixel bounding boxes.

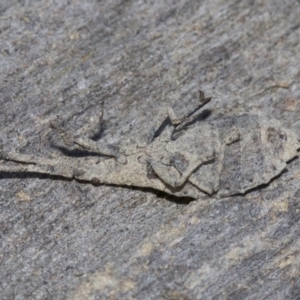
[1,0,300,299]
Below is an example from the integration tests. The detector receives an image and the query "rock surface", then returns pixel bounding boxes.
[1,0,300,299]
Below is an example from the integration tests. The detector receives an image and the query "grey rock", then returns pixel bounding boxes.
[1,0,300,299]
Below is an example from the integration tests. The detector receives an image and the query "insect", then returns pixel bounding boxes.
[0,91,299,199]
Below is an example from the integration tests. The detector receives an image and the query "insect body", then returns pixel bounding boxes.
[0,92,299,199]
[147,114,299,197]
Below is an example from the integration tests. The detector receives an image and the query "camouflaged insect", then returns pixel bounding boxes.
[0,91,299,199]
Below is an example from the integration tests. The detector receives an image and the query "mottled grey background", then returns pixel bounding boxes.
[1,0,300,299]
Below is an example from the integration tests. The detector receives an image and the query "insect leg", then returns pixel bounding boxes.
[174,91,212,131]
[147,91,212,142]
[148,154,206,188]
[50,113,127,164]
[0,151,76,178]
[148,158,184,187]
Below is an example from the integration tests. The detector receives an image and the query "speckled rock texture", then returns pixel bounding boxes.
[1,1,300,299]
